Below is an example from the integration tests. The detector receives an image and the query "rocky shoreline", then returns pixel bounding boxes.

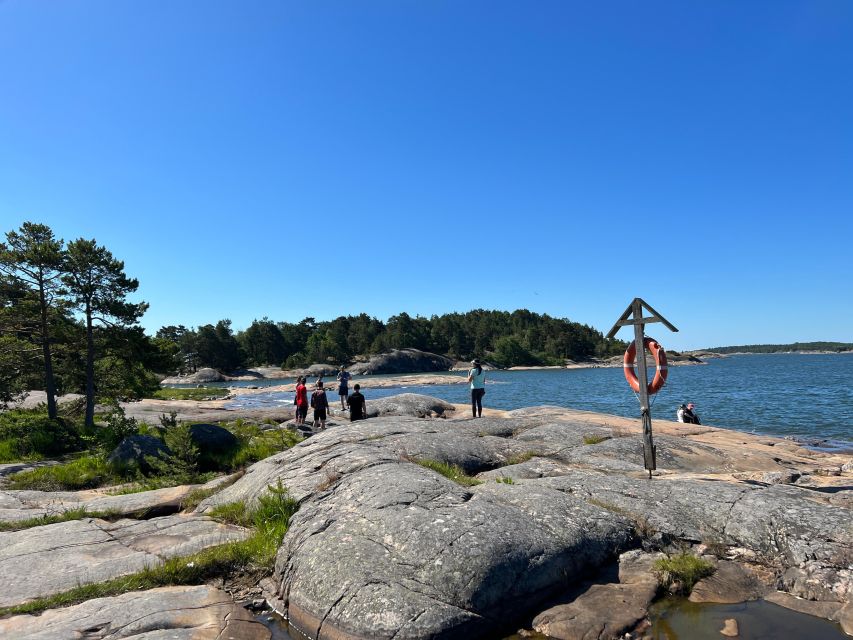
[159,349,719,386]
[1,395,850,639]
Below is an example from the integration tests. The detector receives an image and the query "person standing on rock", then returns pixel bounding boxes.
[311,381,330,430]
[294,377,309,426]
[337,366,351,410]
[347,383,367,421]
[467,359,486,418]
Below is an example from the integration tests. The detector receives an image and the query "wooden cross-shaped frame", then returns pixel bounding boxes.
[606,298,678,478]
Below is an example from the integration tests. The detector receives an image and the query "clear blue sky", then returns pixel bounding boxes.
[1,1,851,350]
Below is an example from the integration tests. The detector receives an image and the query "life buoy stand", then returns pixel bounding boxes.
[623,337,667,395]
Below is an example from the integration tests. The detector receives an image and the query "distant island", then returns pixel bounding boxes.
[700,341,853,354]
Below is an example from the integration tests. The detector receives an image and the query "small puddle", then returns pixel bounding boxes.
[254,609,298,639]
[648,597,847,640]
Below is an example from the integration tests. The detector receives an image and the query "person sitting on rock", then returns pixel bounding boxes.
[676,404,687,423]
[683,402,701,424]
[347,384,367,421]
[310,381,330,430]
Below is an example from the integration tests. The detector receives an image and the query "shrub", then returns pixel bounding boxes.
[7,454,115,491]
[653,553,716,594]
[96,404,140,451]
[0,409,85,460]
[144,423,202,485]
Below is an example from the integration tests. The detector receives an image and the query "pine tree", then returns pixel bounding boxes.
[63,238,147,426]
[0,223,65,417]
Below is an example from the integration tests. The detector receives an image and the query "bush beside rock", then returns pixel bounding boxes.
[107,435,170,471]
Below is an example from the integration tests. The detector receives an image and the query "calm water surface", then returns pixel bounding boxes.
[221,354,853,448]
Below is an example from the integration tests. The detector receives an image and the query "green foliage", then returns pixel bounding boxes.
[210,421,302,470]
[0,482,298,618]
[0,223,66,417]
[7,454,114,491]
[583,434,609,445]
[0,507,119,532]
[209,480,298,567]
[0,408,85,460]
[175,309,627,372]
[414,458,483,487]
[144,423,202,485]
[96,403,140,451]
[653,553,716,594]
[195,320,244,372]
[491,335,540,367]
[504,451,540,465]
[152,387,229,401]
[704,341,853,354]
[180,486,220,511]
[495,476,515,484]
[159,411,178,428]
[94,356,160,401]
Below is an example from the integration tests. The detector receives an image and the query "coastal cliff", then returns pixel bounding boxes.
[1,396,850,639]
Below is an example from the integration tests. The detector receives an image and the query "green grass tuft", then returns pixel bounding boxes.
[495,476,515,484]
[582,434,609,445]
[152,387,229,401]
[7,455,115,491]
[653,553,716,593]
[414,459,482,487]
[0,507,120,532]
[505,451,540,465]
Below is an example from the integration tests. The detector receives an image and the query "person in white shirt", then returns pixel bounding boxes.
[467,359,486,418]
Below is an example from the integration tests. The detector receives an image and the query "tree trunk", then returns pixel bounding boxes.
[38,279,58,419]
[84,301,95,427]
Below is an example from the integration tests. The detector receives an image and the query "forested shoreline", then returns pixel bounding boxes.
[703,342,853,354]
[1,221,627,412]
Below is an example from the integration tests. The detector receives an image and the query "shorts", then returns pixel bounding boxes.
[338,386,348,396]
[296,405,308,420]
[314,408,327,421]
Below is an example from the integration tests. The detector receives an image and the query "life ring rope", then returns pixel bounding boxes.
[623,337,668,395]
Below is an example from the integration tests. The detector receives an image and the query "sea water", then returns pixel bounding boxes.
[220,353,853,448]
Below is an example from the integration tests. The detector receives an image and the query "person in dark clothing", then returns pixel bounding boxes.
[347,383,367,421]
[310,381,330,430]
[683,402,701,425]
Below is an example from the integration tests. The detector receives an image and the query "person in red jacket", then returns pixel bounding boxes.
[294,376,308,426]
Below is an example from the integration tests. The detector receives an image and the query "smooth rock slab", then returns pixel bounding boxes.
[276,464,634,640]
[0,585,270,639]
[0,515,248,608]
[532,549,663,640]
[365,393,457,418]
[199,409,853,639]
[689,560,775,604]
[0,474,237,524]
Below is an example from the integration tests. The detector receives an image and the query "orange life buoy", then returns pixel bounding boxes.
[623,337,668,395]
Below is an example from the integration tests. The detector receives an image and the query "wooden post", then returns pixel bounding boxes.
[606,298,677,479]
[631,299,656,477]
